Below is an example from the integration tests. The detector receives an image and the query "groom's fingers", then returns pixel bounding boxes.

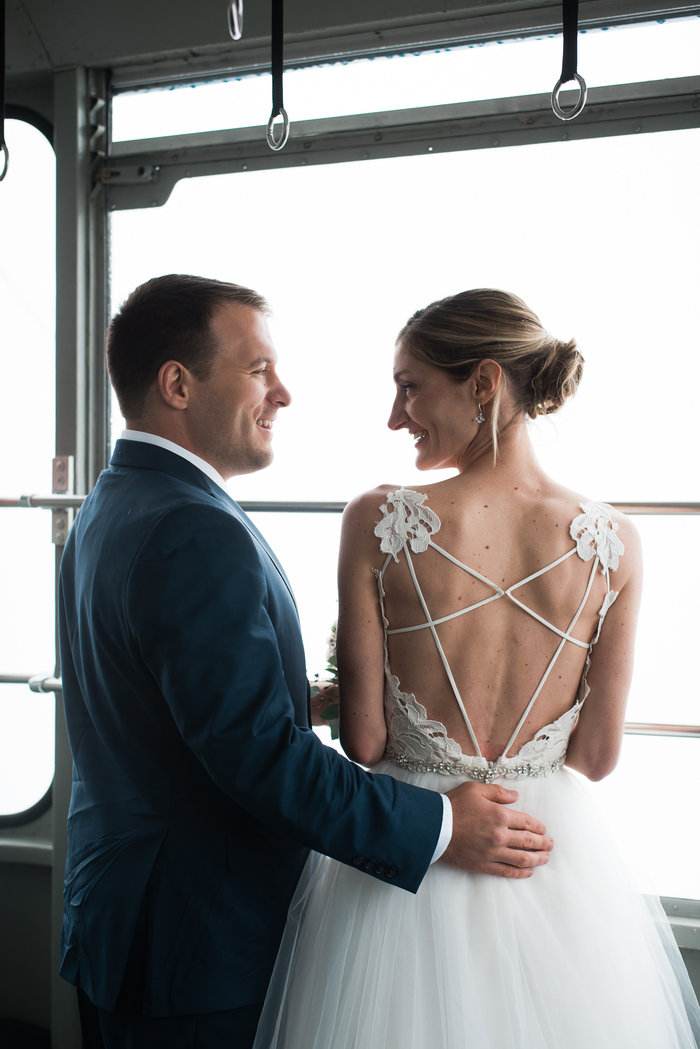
[441,780,554,878]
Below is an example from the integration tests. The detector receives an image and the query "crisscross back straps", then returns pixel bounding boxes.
[381,535,605,761]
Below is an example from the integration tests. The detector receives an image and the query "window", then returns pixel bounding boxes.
[0,117,57,819]
[108,19,700,897]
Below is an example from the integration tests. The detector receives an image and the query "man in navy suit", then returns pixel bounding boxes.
[58,275,552,1048]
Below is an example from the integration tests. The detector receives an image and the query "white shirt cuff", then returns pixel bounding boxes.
[430,794,453,864]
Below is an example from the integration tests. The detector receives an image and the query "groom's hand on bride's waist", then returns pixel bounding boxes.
[441,782,553,878]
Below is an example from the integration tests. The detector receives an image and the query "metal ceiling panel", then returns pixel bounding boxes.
[5,0,700,86]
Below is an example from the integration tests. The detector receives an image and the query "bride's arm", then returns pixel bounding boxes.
[337,490,390,767]
[565,515,643,781]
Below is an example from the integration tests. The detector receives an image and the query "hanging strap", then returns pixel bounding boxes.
[1,0,9,180]
[551,0,588,121]
[266,0,289,150]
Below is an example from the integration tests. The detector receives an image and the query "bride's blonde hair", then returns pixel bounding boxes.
[397,289,584,457]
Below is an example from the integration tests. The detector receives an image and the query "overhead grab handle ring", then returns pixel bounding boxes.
[552,0,587,122]
[266,106,290,151]
[266,0,290,150]
[551,72,588,121]
[227,0,244,41]
[0,142,8,181]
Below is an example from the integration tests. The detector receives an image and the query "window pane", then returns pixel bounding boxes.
[597,734,700,899]
[247,512,341,677]
[111,126,700,504]
[110,79,699,897]
[0,118,57,817]
[627,515,700,726]
[112,16,700,140]
[0,685,54,816]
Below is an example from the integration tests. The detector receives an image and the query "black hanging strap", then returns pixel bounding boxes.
[271,0,283,116]
[1,0,9,180]
[551,0,587,122]
[561,0,579,83]
[266,0,289,150]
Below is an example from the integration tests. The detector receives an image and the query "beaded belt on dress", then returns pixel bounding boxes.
[385,746,565,782]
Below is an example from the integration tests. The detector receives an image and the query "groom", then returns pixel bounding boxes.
[58,274,553,1049]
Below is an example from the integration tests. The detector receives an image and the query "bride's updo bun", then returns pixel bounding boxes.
[527,335,583,418]
[397,289,584,450]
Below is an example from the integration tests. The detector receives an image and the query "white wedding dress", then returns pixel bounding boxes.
[253,490,700,1049]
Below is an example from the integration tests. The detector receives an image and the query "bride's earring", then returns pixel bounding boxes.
[474,404,485,425]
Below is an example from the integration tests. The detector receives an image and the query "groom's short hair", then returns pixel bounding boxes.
[107,273,269,420]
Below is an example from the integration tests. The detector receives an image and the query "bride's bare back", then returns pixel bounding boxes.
[378,477,614,763]
[338,462,640,783]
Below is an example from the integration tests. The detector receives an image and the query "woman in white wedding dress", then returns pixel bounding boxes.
[253,289,700,1049]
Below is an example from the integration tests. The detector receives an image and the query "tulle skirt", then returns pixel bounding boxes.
[253,762,700,1049]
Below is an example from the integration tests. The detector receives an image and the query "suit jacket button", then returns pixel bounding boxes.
[363,860,375,872]
[386,867,397,879]
[352,856,364,868]
[375,864,386,876]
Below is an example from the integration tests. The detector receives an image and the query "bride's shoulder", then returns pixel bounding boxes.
[339,487,402,565]
[555,482,636,535]
[551,483,641,580]
[344,483,415,517]
[342,484,435,542]
[341,485,394,536]
[343,485,441,564]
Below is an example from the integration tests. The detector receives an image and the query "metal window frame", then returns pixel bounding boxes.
[102,75,700,211]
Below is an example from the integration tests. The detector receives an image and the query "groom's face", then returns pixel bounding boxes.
[187,303,292,479]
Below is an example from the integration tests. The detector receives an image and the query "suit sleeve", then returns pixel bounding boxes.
[127,503,443,893]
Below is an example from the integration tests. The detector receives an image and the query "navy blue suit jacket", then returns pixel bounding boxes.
[58,440,443,1015]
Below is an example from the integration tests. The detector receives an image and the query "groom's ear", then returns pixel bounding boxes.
[472,359,502,405]
[157,360,191,411]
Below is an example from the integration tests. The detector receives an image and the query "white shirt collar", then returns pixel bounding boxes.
[120,430,229,494]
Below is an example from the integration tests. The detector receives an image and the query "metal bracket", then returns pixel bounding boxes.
[100,163,160,186]
[89,96,108,158]
[52,456,75,547]
[28,674,63,694]
[52,456,74,494]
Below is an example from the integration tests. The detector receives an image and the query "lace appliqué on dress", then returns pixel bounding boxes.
[570,501,624,573]
[384,675,464,767]
[383,673,570,781]
[375,488,441,562]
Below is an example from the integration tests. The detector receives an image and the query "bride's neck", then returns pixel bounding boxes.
[456,419,546,490]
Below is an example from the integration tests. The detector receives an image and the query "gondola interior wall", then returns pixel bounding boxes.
[2,0,700,1046]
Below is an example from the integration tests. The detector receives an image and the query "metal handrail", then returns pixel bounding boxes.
[0,674,62,693]
[0,674,696,737]
[624,723,700,739]
[0,494,85,509]
[2,495,700,515]
[0,494,347,512]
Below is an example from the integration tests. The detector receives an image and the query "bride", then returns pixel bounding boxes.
[253,289,700,1048]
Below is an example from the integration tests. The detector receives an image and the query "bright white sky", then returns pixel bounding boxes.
[1,18,699,895]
